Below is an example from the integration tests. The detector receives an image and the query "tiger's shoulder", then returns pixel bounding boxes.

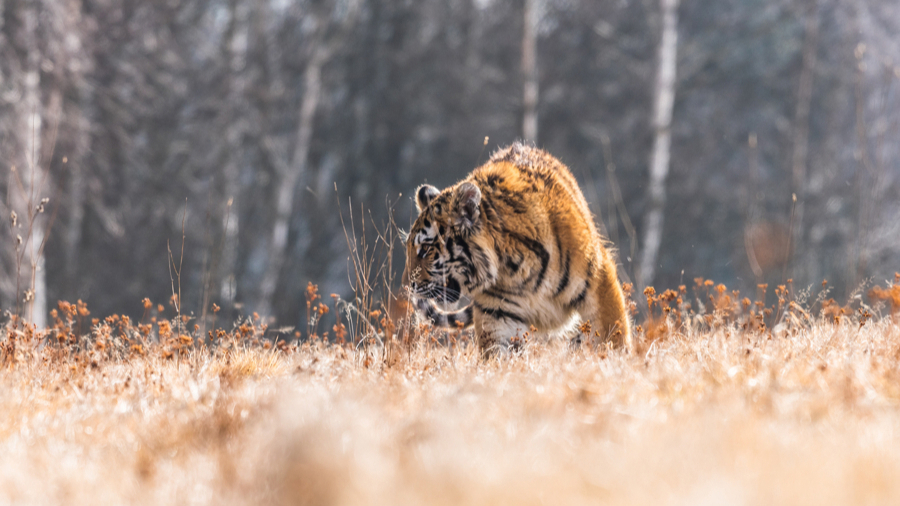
[468,143,594,231]
[475,142,580,190]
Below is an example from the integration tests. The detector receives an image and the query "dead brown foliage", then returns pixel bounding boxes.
[1,277,900,505]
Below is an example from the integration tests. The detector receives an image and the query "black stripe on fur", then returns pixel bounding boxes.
[506,230,549,290]
[474,303,526,324]
[555,253,571,296]
[568,282,589,309]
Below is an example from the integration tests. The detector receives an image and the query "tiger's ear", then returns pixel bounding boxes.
[456,182,481,230]
[416,184,440,212]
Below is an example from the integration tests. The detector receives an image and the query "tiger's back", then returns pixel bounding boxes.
[405,143,631,354]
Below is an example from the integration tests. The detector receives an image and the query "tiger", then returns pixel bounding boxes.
[403,142,632,355]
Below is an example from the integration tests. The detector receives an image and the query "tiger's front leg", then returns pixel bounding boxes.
[473,307,528,358]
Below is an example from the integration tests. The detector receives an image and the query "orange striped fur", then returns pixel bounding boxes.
[404,143,631,355]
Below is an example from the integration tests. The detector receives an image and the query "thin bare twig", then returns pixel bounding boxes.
[167,200,188,331]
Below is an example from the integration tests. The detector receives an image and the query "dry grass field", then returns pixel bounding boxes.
[2,279,900,505]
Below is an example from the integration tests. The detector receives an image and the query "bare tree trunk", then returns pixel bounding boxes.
[218,0,249,308]
[219,197,239,303]
[521,0,539,142]
[847,0,894,291]
[638,0,679,289]
[789,0,819,279]
[9,2,48,327]
[257,46,325,320]
[64,130,87,294]
[64,74,91,298]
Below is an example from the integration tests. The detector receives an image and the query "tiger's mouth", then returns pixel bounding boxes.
[415,276,462,304]
[434,277,462,304]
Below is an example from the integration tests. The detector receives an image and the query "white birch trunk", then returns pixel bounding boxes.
[257,46,325,320]
[789,0,819,277]
[522,0,539,142]
[638,0,679,289]
[11,3,48,327]
[65,99,89,292]
[219,0,249,306]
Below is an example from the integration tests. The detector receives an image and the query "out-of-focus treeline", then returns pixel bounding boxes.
[1,0,898,328]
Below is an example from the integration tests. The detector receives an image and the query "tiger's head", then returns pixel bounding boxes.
[403,181,494,305]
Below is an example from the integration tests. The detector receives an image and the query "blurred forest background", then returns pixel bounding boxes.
[1,0,899,328]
